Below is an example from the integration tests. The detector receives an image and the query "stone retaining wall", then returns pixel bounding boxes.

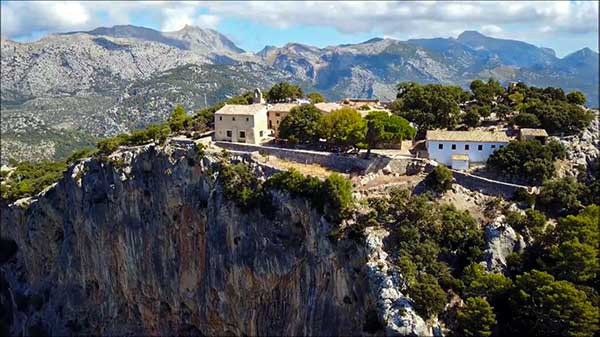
[215,141,392,174]
[215,141,529,198]
[451,170,527,198]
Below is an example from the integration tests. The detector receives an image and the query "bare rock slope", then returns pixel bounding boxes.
[1,145,379,336]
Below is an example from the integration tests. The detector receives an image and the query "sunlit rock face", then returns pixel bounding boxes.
[0,145,374,336]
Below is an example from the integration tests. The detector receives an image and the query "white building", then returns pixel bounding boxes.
[426,130,512,169]
[214,104,270,144]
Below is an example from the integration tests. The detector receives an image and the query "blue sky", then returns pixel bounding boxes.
[1,1,598,57]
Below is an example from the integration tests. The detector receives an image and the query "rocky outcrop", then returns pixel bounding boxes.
[481,215,526,273]
[0,145,376,336]
[560,112,600,177]
[364,227,436,336]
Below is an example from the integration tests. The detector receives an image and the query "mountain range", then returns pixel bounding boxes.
[1,25,598,164]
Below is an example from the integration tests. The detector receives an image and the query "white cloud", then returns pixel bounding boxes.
[1,0,597,52]
[1,1,93,37]
[197,1,598,39]
[481,25,503,36]
[195,14,220,29]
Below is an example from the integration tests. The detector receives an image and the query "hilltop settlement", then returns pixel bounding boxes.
[1,79,599,336]
[2,79,598,199]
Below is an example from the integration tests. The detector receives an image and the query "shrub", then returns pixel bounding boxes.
[323,173,353,217]
[1,161,68,201]
[96,134,128,155]
[566,91,586,105]
[65,148,96,164]
[425,165,453,193]
[456,297,497,337]
[463,110,481,127]
[509,270,598,337]
[264,170,353,223]
[217,162,263,211]
[462,263,513,302]
[512,187,535,207]
[505,209,547,241]
[409,273,447,318]
[546,139,566,160]
[536,177,585,216]
[265,169,323,207]
[307,92,325,104]
[513,112,541,128]
[168,105,190,132]
[195,143,206,158]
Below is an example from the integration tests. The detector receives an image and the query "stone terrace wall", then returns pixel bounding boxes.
[215,141,529,199]
[215,142,392,174]
[451,170,528,198]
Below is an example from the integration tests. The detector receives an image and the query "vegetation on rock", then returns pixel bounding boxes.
[362,186,599,336]
[424,165,453,193]
[1,161,68,200]
[456,296,497,337]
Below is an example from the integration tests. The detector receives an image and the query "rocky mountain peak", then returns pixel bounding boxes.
[457,30,487,43]
[164,25,244,54]
[256,45,277,58]
[568,47,597,58]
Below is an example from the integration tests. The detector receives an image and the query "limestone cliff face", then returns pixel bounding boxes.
[0,145,374,336]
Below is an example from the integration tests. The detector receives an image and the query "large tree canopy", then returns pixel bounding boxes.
[522,100,593,135]
[392,82,469,134]
[486,140,565,184]
[470,78,504,105]
[266,82,304,102]
[365,110,415,154]
[278,104,323,145]
[318,107,367,152]
[509,270,599,337]
[307,92,325,104]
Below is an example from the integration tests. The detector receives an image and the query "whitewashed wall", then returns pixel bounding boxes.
[427,140,508,166]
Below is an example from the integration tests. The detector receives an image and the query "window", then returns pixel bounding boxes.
[438,144,444,150]
[246,117,249,122]
[226,130,232,137]
[268,121,272,129]
[232,117,236,121]
[276,112,281,117]
[465,144,470,150]
[478,144,483,151]
[491,144,496,149]
[259,130,264,137]
[451,144,457,150]
[219,116,222,121]
[499,145,504,148]
[239,131,246,138]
